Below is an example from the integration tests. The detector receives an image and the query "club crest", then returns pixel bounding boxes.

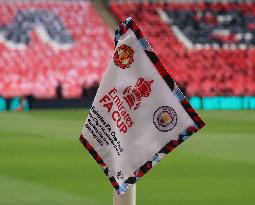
[114,44,134,69]
[153,106,177,132]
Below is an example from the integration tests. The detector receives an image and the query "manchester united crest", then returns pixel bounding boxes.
[114,44,134,69]
[123,78,154,110]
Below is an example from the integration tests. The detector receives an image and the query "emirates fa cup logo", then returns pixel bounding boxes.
[114,44,134,69]
[123,78,154,110]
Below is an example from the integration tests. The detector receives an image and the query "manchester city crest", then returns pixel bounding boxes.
[153,106,177,132]
[114,44,134,69]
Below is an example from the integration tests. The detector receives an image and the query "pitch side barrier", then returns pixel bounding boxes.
[190,96,255,110]
[1,96,255,111]
[0,97,29,111]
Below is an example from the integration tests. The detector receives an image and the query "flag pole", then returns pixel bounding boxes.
[113,184,136,205]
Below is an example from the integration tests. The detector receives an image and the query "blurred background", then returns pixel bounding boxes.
[0,0,254,205]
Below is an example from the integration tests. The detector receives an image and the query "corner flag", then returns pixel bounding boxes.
[79,17,205,195]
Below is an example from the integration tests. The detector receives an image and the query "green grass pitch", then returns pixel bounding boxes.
[0,109,254,205]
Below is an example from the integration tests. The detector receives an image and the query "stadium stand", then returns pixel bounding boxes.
[0,0,113,99]
[110,1,255,97]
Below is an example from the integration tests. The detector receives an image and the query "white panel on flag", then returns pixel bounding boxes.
[80,17,205,195]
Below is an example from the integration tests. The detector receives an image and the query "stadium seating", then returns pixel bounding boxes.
[110,1,255,97]
[0,0,113,98]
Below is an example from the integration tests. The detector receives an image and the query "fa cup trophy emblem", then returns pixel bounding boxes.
[123,78,154,110]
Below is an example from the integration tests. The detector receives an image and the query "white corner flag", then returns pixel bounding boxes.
[79,17,205,195]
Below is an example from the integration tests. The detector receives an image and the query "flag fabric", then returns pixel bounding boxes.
[79,17,205,195]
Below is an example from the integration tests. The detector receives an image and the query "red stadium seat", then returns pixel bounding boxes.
[0,1,113,99]
[110,1,255,97]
